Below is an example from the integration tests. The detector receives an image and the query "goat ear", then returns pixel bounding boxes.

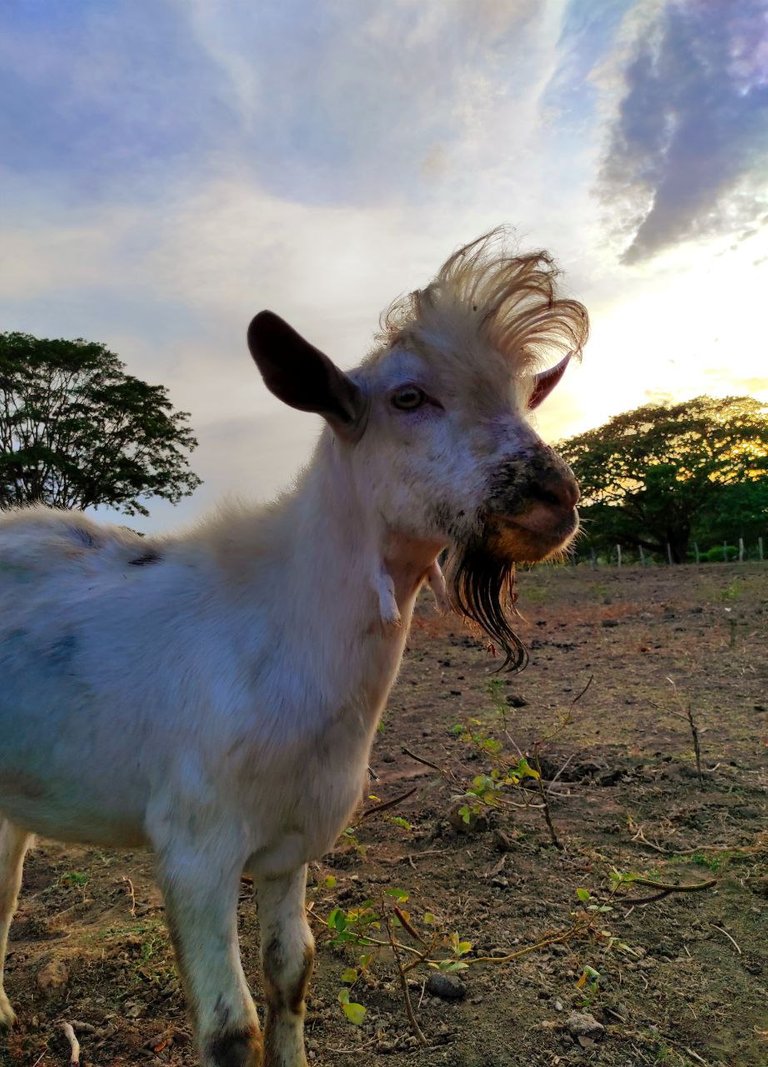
[247,311,368,440]
[527,351,572,410]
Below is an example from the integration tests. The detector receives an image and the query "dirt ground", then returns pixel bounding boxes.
[2,562,767,1067]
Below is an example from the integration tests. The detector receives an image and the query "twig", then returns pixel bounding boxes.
[627,816,732,857]
[468,920,589,964]
[385,918,428,1046]
[622,875,716,905]
[532,749,564,851]
[667,678,704,787]
[62,1023,80,1066]
[709,923,741,954]
[380,848,449,866]
[571,673,594,705]
[546,753,575,795]
[122,876,137,917]
[687,703,704,787]
[359,787,417,821]
[401,746,444,775]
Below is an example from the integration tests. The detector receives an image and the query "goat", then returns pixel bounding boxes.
[0,230,588,1067]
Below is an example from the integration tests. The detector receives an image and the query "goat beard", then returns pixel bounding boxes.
[443,533,528,672]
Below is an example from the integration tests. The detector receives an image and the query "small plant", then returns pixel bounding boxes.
[60,870,89,887]
[576,963,601,1005]
[667,678,705,786]
[453,760,540,825]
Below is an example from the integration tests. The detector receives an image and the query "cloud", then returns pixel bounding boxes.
[596,0,768,263]
[0,1,234,202]
[178,0,564,207]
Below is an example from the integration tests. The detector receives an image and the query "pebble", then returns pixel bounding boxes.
[566,1011,605,1040]
[426,973,467,1000]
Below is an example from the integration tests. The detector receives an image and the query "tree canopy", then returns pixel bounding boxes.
[558,395,768,562]
[0,332,202,516]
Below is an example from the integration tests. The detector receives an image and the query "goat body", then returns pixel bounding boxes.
[0,231,588,1067]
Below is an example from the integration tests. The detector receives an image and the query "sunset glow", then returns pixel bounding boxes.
[1,0,766,530]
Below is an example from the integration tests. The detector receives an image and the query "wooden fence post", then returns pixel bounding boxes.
[693,541,700,564]
[760,536,764,562]
[738,537,745,562]
[667,542,673,565]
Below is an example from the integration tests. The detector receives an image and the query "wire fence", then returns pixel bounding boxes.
[575,535,766,567]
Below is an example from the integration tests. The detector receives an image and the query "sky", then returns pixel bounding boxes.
[1,0,767,531]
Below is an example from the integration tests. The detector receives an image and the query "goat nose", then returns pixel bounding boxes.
[533,473,580,511]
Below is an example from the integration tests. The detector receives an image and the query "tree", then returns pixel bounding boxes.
[558,396,768,562]
[0,332,202,516]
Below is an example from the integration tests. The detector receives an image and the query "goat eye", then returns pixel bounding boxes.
[391,386,426,411]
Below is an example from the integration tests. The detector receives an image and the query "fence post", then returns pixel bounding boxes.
[667,542,673,565]
[738,537,745,562]
[693,541,700,564]
[723,541,728,562]
[616,544,622,567]
[639,544,646,566]
[590,548,597,570]
[760,536,764,562]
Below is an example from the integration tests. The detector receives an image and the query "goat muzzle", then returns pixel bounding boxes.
[485,465,580,563]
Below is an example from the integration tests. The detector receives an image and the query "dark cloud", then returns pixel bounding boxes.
[599,0,768,263]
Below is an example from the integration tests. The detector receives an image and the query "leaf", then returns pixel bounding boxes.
[324,875,337,889]
[342,1001,367,1025]
[385,888,409,902]
[576,888,591,902]
[327,908,347,932]
[423,912,437,925]
[340,968,358,984]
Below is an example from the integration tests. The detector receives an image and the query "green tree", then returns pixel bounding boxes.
[558,396,768,562]
[0,332,202,516]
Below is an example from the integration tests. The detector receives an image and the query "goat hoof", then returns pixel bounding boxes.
[206,1025,263,1067]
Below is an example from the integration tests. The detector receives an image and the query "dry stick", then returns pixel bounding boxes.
[622,876,717,906]
[532,749,564,851]
[709,923,741,954]
[627,816,733,857]
[62,1023,81,1067]
[467,920,590,965]
[122,876,137,917]
[666,678,705,787]
[358,787,417,821]
[401,746,445,775]
[686,703,704,787]
[385,917,428,1047]
[526,674,594,852]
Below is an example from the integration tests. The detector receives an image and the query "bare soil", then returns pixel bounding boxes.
[2,563,767,1067]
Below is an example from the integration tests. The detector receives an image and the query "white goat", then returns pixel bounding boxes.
[0,231,587,1067]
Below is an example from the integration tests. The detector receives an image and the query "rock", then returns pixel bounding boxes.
[36,958,69,995]
[426,973,467,1000]
[447,800,489,834]
[601,619,619,628]
[566,1011,604,1041]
